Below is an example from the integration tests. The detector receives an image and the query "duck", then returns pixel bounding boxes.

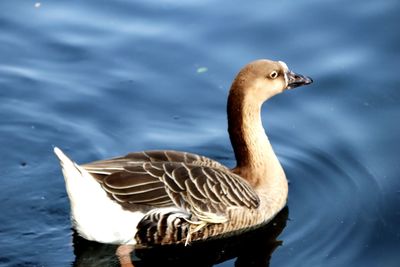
[54,59,312,261]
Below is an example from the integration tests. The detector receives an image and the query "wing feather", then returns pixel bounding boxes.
[83,150,260,219]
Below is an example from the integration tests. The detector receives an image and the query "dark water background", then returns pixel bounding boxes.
[1,0,399,266]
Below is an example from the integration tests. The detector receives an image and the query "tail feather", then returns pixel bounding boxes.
[54,147,72,166]
[54,147,84,174]
[53,146,142,244]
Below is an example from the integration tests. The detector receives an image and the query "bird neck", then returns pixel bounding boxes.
[227,89,285,189]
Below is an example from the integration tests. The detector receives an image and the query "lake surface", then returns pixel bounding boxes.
[1,0,399,266]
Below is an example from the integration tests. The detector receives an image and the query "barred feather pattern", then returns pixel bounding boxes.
[80,150,283,245]
[133,193,285,247]
[83,151,259,211]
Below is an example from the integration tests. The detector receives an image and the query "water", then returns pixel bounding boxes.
[0,0,399,266]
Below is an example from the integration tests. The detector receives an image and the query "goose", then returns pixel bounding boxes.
[54,59,312,262]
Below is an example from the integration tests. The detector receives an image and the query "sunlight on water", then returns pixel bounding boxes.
[0,0,399,266]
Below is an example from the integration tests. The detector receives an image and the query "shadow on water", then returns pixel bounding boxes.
[72,207,288,267]
[1,0,399,266]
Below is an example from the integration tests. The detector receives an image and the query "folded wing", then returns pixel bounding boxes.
[83,150,260,222]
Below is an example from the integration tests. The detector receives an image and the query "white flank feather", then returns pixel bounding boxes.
[54,147,144,245]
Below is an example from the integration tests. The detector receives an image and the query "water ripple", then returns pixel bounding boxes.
[274,138,385,266]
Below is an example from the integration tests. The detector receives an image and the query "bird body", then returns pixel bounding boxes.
[54,59,312,248]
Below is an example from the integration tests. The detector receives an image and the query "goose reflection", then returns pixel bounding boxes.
[72,207,288,267]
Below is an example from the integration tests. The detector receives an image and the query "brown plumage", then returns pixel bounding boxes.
[84,150,259,215]
[54,59,312,249]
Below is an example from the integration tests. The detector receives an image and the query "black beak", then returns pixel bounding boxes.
[286,71,313,89]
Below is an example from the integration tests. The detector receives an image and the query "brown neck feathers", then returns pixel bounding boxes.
[227,83,284,188]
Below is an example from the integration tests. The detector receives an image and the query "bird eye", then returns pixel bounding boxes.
[269,71,278,79]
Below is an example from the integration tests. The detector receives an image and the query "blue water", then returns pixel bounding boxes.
[1,0,399,266]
